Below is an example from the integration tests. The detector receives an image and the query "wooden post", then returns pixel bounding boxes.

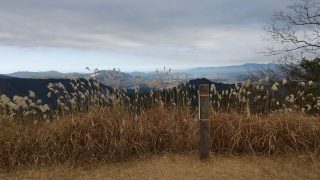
[199,84,210,160]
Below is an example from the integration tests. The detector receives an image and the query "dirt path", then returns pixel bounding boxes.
[2,154,320,180]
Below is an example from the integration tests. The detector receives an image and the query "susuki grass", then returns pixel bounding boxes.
[0,106,319,171]
[0,71,319,120]
[0,69,319,171]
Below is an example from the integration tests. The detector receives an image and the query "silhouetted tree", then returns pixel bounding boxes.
[280,57,320,82]
[265,0,320,58]
[258,0,320,82]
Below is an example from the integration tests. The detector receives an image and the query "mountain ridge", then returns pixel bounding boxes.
[5,63,279,85]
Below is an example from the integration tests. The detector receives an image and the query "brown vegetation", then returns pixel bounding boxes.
[0,106,319,171]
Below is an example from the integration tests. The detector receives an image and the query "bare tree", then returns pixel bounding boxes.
[265,0,320,59]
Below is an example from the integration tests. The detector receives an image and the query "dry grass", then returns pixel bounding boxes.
[0,106,319,171]
[210,112,320,154]
[1,154,320,179]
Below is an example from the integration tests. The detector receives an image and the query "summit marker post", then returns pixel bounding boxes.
[199,84,210,160]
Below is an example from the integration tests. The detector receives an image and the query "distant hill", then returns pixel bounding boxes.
[188,78,234,91]
[187,63,278,74]
[7,70,152,89]
[0,74,11,79]
[128,63,279,83]
[91,70,134,88]
[0,76,111,106]
[0,75,245,113]
[0,76,232,105]
[8,71,85,79]
[128,71,152,77]
[6,63,279,86]
[7,70,136,88]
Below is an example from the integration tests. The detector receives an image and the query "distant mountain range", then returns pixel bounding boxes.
[7,71,86,79]
[187,63,277,74]
[4,63,279,86]
[126,63,278,83]
[0,74,11,79]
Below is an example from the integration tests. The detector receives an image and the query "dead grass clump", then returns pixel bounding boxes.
[210,112,320,154]
[0,107,319,171]
[0,106,197,171]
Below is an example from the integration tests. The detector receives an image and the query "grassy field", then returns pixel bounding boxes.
[1,77,319,178]
[1,106,319,171]
[1,154,319,179]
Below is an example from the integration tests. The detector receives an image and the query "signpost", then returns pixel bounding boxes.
[199,84,210,160]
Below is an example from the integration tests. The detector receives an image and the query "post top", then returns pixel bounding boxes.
[199,84,209,94]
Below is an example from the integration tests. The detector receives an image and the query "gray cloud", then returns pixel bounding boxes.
[0,0,293,64]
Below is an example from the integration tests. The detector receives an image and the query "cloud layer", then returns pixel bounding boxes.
[0,0,292,66]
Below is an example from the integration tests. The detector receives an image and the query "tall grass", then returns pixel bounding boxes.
[0,72,319,120]
[0,106,319,171]
[0,69,319,171]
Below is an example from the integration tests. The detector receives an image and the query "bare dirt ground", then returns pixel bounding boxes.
[1,154,320,180]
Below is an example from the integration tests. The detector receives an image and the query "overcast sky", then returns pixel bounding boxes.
[0,0,293,73]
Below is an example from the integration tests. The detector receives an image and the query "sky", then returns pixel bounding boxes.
[0,0,293,73]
